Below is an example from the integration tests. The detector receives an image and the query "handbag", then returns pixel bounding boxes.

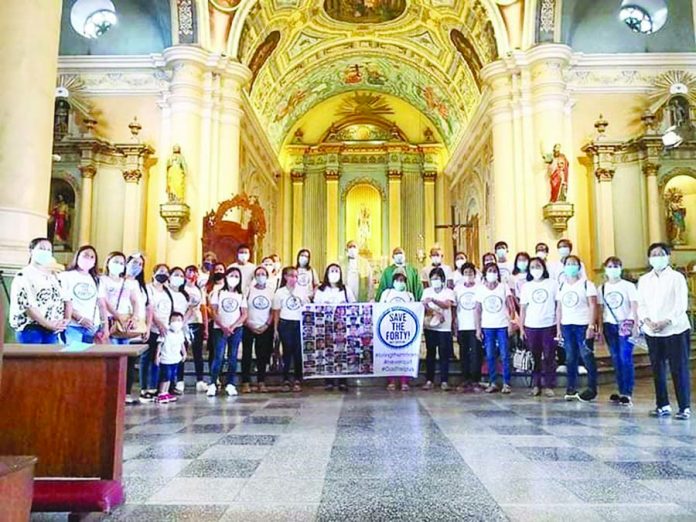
[512,338,534,372]
[109,281,147,339]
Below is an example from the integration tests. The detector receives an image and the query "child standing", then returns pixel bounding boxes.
[155,312,186,404]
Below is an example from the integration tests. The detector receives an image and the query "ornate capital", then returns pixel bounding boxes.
[543,201,574,234]
[595,167,615,182]
[290,170,305,183]
[123,169,143,183]
[324,169,340,181]
[422,170,437,182]
[388,169,403,180]
[160,201,190,233]
[79,164,97,179]
[643,162,660,178]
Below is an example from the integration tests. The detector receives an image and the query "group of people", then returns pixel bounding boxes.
[8,235,692,419]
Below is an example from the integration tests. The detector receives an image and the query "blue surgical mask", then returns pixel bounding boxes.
[649,256,669,271]
[393,253,405,265]
[564,265,580,278]
[516,261,529,272]
[31,249,53,266]
[558,246,571,258]
[393,280,406,292]
[605,267,622,279]
[127,263,142,277]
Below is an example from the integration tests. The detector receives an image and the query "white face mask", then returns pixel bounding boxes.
[32,248,54,266]
[263,263,274,273]
[328,271,341,284]
[256,274,267,285]
[536,251,548,260]
[347,247,358,259]
[530,268,544,280]
[227,276,241,288]
[464,275,475,285]
[485,272,498,283]
[558,246,571,258]
[298,255,309,267]
[170,275,185,287]
[170,321,183,332]
[108,260,125,276]
[238,252,250,263]
[393,253,405,265]
[496,248,507,260]
[431,255,441,266]
[430,279,443,290]
[455,259,466,269]
[77,255,95,271]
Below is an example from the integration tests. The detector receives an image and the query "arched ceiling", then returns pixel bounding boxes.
[234,0,502,151]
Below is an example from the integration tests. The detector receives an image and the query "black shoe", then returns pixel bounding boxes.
[675,408,691,421]
[578,389,598,403]
[564,389,578,401]
[609,393,621,403]
[139,391,155,403]
[619,395,633,407]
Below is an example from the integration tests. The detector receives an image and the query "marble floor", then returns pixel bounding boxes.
[34,378,696,522]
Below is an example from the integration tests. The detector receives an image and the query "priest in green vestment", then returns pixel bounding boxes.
[376,247,423,301]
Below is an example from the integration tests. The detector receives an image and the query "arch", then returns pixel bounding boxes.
[341,177,387,202]
[659,166,696,188]
[345,182,383,259]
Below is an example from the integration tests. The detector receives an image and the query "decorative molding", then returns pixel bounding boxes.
[324,169,340,181]
[387,169,403,180]
[595,167,615,182]
[176,0,196,44]
[340,177,387,202]
[160,201,191,233]
[78,165,97,179]
[123,169,143,183]
[543,201,574,234]
[290,170,305,183]
[422,170,437,182]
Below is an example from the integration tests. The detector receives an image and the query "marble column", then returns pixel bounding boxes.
[422,171,436,250]
[644,161,663,244]
[78,165,97,245]
[0,0,62,268]
[325,169,340,262]
[387,170,402,251]
[291,170,305,256]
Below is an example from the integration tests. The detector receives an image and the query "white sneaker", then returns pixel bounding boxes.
[225,384,238,397]
[578,366,588,375]
[557,365,567,374]
[175,381,185,393]
[196,381,208,392]
[206,383,217,397]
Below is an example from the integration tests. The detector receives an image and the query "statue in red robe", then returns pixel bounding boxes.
[543,144,569,203]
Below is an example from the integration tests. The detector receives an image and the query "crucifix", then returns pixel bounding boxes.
[435,205,471,256]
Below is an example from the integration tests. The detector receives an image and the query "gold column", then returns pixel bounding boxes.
[0,0,62,267]
[644,161,663,244]
[291,170,305,257]
[282,170,293,264]
[325,169,340,263]
[388,170,402,251]
[78,165,97,245]
[595,168,616,262]
[423,171,436,251]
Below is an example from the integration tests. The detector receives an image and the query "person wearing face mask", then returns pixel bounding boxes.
[450,252,469,288]
[511,252,531,299]
[454,263,483,392]
[205,262,227,372]
[230,244,256,293]
[100,252,139,346]
[380,269,414,391]
[475,263,514,394]
[261,256,280,291]
[124,253,151,403]
[208,267,248,397]
[534,243,550,261]
[184,265,209,392]
[420,246,453,288]
[638,243,691,420]
[315,264,357,391]
[556,255,598,403]
[295,248,319,301]
[273,267,309,392]
[241,266,276,393]
[548,239,586,283]
[376,247,423,302]
[341,240,374,302]
[198,251,218,289]
[59,245,109,345]
[478,252,497,283]
[168,267,193,395]
[494,241,514,282]
[420,267,456,391]
[142,264,175,402]
[519,257,558,397]
[10,237,71,344]
[598,257,639,407]
[154,312,187,404]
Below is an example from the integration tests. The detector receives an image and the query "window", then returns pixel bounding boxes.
[619,0,668,34]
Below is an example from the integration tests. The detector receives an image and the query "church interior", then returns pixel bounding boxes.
[1,0,696,521]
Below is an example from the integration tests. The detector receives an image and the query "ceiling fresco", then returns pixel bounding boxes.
[323,0,408,24]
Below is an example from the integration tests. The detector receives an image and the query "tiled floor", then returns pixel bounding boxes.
[32,378,696,521]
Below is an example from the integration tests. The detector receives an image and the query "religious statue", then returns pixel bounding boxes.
[543,143,569,203]
[48,194,71,246]
[665,187,687,245]
[357,205,371,253]
[166,145,187,203]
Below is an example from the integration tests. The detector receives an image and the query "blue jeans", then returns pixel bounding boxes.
[64,325,96,345]
[278,319,302,383]
[210,327,243,385]
[561,324,597,392]
[15,324,59,344]
[603,322,634,396]
[646,330,691,411]
[139,332,160,391]
[159,363,178,385]
[483,327,510,385]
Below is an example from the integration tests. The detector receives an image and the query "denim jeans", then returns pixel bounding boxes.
[140,332,160,391]
[646,330,691,411]
[424,329,453,383]
[210,327,243,386]
[483,327,510,385]
[603,322,635,396]
[457,330,482,383]
[15,324,59,344]
[278,319,302,382]
[64,325,96,345]
[561,324,597,392]
[159,363,178,385]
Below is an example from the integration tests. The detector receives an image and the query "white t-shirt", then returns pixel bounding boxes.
[186,284,205,324]
[557,279,597,326]
[455,283,479,331]
[129,280,148,321]
[498,261,514,282]
[548,260,588,284]
[422,287,455,332]
[421,263,453,284]
[159,329,185,365]
[272,286,307,321]
[246,284,275,329]
[147,284,173,334]
[512,273,528,298]
[170,290,189,317]
[230,262,256,294]
[520,278,558,329]
[379,289,414,303]
[476,283,511,329]
[211,289,247,329]
[9,264,68,331]
[296,267,318,301]
[314,286,356,305]
[598,279,638,324]
[59,270,100,327]
[98,276,136,317]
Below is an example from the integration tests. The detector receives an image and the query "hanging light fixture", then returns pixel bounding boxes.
[70,0,118,39]
[619,0,668,34]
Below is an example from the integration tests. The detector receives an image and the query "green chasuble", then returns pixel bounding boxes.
[376,264,424,301]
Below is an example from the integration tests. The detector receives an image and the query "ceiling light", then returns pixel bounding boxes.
[70,0,117,39]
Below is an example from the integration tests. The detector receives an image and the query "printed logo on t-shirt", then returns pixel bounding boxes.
[562,291,580,308]
[297,272,310,287]
[221,297,240,313]
[252,295,270,310]
[286,295,302,310]
[604,291,624,310]
[156,299,171,314]
[388,295,406,303]
[483,295,504,313]
[532,288,549,304]
[499,267,511,278]
[73,282,96,301]
[458,292,476,310]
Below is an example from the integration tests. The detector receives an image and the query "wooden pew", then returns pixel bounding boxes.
[0,343,145,520]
